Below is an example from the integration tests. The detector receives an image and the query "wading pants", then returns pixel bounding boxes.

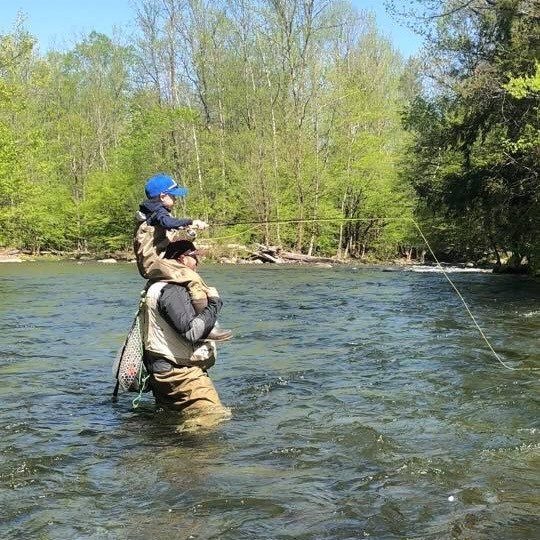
[149,364,223,414]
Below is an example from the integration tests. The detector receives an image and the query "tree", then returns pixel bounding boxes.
[1,2,416,259]
[399,0,540,271]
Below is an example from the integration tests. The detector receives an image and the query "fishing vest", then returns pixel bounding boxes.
[142,281,216,370]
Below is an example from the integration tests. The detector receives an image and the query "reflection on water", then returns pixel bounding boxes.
[0,262,539,539]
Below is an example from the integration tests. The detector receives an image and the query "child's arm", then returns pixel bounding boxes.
[150,206,193,230]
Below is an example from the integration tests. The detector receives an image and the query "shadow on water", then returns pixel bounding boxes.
[0,262,539,539]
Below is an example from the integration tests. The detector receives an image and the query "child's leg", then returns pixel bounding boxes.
[188,280,209,313]
[187,281,232,342]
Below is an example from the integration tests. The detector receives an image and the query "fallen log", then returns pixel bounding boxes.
[279,251,338,264]
[249,244,341,264]
[250,251,283,263]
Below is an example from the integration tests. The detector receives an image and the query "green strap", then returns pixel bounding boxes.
[132,361,150,409]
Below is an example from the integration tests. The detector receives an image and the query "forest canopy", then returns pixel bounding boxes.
[0,0,538,272]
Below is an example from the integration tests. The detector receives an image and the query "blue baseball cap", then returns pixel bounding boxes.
[145,174,189,198]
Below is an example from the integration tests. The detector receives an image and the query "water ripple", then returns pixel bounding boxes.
[0,262,538,539]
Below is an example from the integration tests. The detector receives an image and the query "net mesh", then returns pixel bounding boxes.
[114,316,145,392]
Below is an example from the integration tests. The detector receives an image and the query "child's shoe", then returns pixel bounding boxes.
[205,327,233,342]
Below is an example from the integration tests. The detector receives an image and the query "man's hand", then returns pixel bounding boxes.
[206,286,220,298]
[207,287,223,311]
[192,219,209,230]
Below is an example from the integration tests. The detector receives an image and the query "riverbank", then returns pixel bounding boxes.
[0,248,24,263]
[0,246,485,271]
[1,245,535,275]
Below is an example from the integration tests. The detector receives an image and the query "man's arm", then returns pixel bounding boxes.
[157,283,222,343]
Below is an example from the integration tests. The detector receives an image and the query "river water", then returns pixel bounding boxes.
[0,262,538,539]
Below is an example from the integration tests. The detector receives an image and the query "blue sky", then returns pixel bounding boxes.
[2,0,422,58]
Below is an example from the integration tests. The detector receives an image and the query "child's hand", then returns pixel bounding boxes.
[192,219,209,230]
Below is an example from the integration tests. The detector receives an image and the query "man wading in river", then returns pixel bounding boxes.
[141,240,230,421]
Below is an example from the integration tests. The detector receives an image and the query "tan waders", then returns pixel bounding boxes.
[149,365,224,413]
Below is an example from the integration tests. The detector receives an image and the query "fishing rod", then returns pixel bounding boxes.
[210,216,407,227]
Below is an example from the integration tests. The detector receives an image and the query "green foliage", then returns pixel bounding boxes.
[400,0,540,271]
[2,0,533,270]
[504,61,540,99]
[0,2,419,260]
[79,171,137,251]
